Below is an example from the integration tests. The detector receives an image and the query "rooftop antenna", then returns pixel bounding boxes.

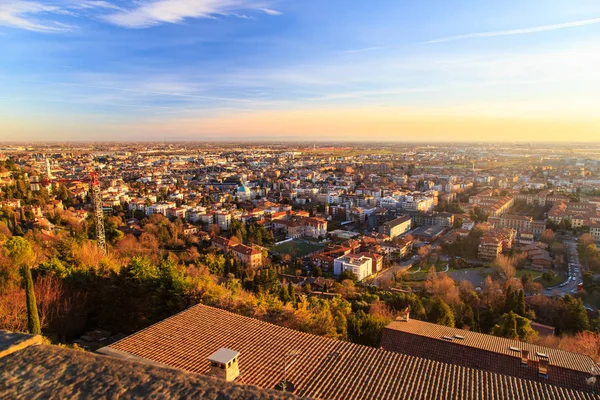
[90,170,107,256]
[279,350,301,392]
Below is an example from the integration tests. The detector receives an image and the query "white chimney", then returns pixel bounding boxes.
[207,348,240,382]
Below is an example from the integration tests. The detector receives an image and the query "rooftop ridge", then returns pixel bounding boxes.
[384,319,598,374]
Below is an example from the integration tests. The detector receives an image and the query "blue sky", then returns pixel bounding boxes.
[1,0,600,141]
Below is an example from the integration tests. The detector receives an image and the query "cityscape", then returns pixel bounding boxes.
[2,1,600,399]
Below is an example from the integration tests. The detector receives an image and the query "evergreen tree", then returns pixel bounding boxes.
[492,312,536,341]
[504,286,515,314]
[516,290,526,317]
[288,281,295,302]
[312,265,322,278]
[347,310,391,347]
[428,299,455,327]
[279,284,290,303]
[563,295,590,333]
[23,265,41,335]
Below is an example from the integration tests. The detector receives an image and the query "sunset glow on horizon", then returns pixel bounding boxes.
[1,0,600,141]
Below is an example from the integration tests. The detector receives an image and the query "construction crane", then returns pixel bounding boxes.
[41,170,107,255]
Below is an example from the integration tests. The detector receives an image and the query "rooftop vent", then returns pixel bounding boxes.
[536,352,549,359]
[453,335,465,340]
[208,348,240,382]
[509,346,520,352]
[442,336,454,341]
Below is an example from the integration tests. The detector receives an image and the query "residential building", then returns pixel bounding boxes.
[231,243,263,268]
[333,254,373,281]
[379,215,411,239]
[215,211,231,231]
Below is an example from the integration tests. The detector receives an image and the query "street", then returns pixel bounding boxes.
[545,239,582,296]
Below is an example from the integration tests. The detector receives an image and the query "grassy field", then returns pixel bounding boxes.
[272,239,326,258]
[516,269,543,280]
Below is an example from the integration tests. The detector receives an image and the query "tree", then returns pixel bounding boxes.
[516,289,526,317]
[425,268,460,305]
[428,298,455,327]
[312,265,323,278]
[540,229,555,244]
[563,295,590,334]
[417,245,431,266]
[23,265,41,335]
[492,311,536,341]
[347,310,391,347]
[339,269,358,282]
[3,236,35,268]
[494,255,516,280]
[579,233,595,247]
[492,311,518,339]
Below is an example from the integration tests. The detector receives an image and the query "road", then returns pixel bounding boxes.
[544,239,582,296]
[369,257,417,286]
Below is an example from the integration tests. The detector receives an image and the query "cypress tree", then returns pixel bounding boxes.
[23,265,41,335]
[279,284,289,303]
[504,311,519,339]
[504,286,514,313]
[516,290,526,317]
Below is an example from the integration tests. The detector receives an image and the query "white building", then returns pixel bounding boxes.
[216,211,231,231]
[333,255,373,281]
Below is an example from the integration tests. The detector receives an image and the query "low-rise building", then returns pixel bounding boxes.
[231,243,263,268]
[333,254,373,281]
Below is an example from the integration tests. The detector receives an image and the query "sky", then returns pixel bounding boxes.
[1,0,600,142]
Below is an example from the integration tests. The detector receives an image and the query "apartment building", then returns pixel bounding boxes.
[379,215,411,239]
[478,228,516,260]
[333,254,373,281]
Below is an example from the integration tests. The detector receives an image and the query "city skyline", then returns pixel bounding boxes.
[2,0,600,141]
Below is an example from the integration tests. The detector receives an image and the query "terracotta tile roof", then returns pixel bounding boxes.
[1,343,299,399]
[104,304,594,400]
[381,319,598,392]
[384,319,595,373]
[232,243,261,256]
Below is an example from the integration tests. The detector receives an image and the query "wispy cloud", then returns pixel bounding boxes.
[342,46,383,54]
[425,17,600,44]
[261,8,281,16]
[0,1,72,33]
[0,0,125,33]
[20,79,255,103]
[102,0,281,28]
[0,0,278,33]
[70,1,121,11]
